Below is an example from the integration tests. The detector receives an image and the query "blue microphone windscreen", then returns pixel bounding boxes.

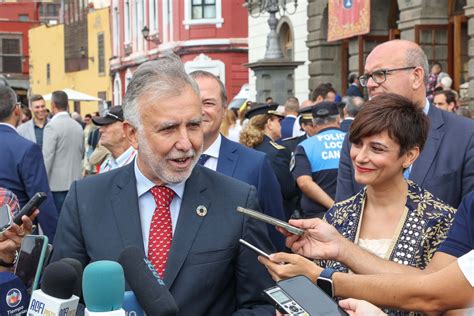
[82,261,125,312]
[123,291,145,316]
[0,272,30,315]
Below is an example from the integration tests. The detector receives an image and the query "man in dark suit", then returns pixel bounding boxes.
[346,72,363,97]
[336,40,474,208]
[339,96,364,133]
[0,86,58,241]
[51,56,275,315]
[279,96,299,140]
[190,70,287,249]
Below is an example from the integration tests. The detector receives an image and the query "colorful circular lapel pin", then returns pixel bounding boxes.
[196,205,207,217]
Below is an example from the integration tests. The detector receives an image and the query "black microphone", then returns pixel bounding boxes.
[60,258,83,298]
[28,261,79,315]
[117,246,178,316]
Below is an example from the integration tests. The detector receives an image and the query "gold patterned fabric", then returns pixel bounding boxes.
[323,180,456,271]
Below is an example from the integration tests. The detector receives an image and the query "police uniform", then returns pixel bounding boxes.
[282,106,314,155]
[246,104,299,218]
[292,102,346,218]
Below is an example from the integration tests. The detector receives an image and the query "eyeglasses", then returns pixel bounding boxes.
[358,66,417,87]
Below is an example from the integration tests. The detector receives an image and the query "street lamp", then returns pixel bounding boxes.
[141,26,150,40]
[142,26,161,44]
[245,0,298,59]
[79,46,94,62]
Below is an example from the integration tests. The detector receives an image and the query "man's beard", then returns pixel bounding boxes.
[137,131,202,184]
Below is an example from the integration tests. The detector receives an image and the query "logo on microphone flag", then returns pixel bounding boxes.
[6,288,22,308]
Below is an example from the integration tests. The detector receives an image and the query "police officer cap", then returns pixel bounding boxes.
[298,105,314,123]
[312,101,339,119]
[245,103,284,119]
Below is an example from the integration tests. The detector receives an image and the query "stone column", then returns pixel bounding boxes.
[307,0,342,93]
[397,0,449,41]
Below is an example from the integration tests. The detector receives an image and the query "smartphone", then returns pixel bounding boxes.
[237,206,305,236]
[239,239,271,259]
[13,192,47,225]
[0,205,12,234]
[14,235,48,292]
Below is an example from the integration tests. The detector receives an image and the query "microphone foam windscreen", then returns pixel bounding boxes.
[40,262,77,299]
[118,246,178,315]
[82,260,125,312]
[60,258,83,297]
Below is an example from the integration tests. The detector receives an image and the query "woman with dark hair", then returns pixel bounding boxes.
[260,94,456,313]
[240,104,298,218]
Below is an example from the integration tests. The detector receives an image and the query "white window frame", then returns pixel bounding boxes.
[124,0,131,45]
[183,0,223,30]
[184,53,225,84]
[134,0,145,51]
[113,73,122,106]
[149,0,158,34]
[112,1,120,56]
[0,34,23,73]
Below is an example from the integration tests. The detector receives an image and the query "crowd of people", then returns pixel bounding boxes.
[0,39,472,315]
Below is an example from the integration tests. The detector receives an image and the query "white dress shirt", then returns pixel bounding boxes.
[200,134,222,171]
[134,159,185,255]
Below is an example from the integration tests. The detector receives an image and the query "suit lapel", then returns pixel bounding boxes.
[110,163,146,254]
[216,136,238,177]
[410,106,445,185]
[164,166,211,288]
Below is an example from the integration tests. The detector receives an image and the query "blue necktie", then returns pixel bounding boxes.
[198,154,211,166]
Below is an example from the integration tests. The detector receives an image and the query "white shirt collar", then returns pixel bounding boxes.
[0,122,17,132]
[423,98,430,115]
[115,146,137,166]
[134,158,185,200]
[203,133,221,159]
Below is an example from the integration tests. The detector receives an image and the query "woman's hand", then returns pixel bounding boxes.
[339,298,387,316]
[258,252,322,282]
[0,210,39,264]
[276,218,348,261]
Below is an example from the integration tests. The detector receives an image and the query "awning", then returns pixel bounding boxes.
[43,88,103,101]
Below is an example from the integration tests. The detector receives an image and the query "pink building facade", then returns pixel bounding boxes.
[110,0,248,105]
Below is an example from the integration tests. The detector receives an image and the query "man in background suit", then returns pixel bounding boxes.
[346,72,363,98]
[0,86,58,241]
[42,91,84,213]
[279,96,299,140]
[336,39,474,209]
[190,70,286,249]
[339,96,364,133]
[17,94,49,148]
[51,56,275,315]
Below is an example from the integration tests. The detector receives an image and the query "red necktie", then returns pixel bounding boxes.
[148,186,175,278]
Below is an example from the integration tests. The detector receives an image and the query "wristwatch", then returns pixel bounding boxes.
[0,250,18,268]
[317,268,336,297]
